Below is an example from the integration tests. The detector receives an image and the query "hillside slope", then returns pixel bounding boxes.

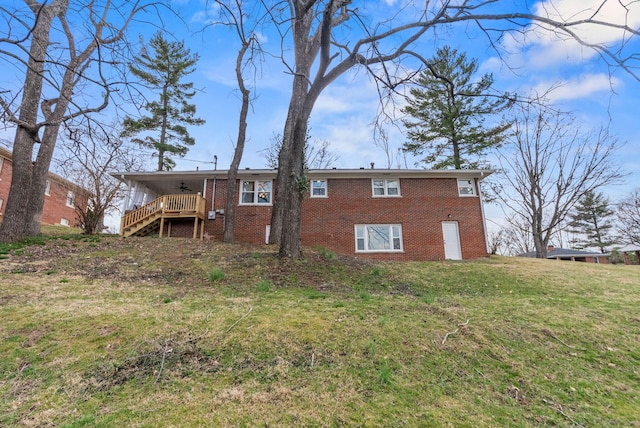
[1,235,639,427]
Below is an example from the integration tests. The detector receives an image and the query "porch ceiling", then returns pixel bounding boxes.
[119,172,207,196]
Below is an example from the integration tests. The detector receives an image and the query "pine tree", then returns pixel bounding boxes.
[402,46,512,169]
[568,191,615,253]
[122,32,204,171]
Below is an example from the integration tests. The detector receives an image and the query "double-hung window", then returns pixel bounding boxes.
[240,180,272,205]
[310,179,327,197]
[355,224,403,252]
[457,179,476,196]
[372,178,400,197]
[66,191,75,207]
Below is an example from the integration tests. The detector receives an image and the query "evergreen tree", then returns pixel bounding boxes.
[402,46,512,169]
[122,32,204,171]
[568,191,615,253]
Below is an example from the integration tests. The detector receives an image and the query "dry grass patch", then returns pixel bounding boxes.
[1,237,639,426]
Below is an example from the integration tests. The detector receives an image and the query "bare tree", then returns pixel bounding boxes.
[493,104,626,258]
[262,133,339,169]
[57,120,144,234]
[0,1,162,242]
[204,0,265,243]
[264,0,640,258]
[617,189,640,246]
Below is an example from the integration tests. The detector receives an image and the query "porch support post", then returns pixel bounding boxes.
[193,217,198,239]
[200,218,205,240]
[159,217,165,238]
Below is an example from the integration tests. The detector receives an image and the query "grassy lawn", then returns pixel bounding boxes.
[0,235,638,427]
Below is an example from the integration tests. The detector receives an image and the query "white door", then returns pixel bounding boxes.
[442,221,462,260]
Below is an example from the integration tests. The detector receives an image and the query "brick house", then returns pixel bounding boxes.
[520,246,609,264]
[0,146,89,228]
[117,168,492,261]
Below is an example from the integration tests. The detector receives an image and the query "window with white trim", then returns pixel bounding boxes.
[457,179,476,196]
[355,224,403,252]
[310,179,327,197]
[45,180,51,196]
[0,197,3,214]
[240,180,272,205]
[66,190,75,207]
[372,178,400,197]
[0,157,4,173]
[60,218,70,227]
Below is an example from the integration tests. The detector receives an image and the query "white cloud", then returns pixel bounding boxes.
[531,73,622,101]
[503,0,640,67]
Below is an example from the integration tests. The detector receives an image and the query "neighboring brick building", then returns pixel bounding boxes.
[118,168,492,261]
[0,146,89,228]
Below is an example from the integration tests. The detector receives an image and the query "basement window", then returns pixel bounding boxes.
[60,218,70,227]
[355,224,403,253]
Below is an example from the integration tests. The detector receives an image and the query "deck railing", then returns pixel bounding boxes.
[120,194,206,235]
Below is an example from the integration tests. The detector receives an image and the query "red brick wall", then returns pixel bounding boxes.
[200,175,489,261]
[42,177,82,226]
[0,155,11,218]
[0,151,89,227]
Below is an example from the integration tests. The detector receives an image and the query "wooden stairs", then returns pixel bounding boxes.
[121,194,206,238]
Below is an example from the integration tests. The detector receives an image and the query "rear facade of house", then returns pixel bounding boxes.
[119,169,491,261]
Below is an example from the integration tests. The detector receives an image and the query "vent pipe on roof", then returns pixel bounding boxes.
[370,162,375,169]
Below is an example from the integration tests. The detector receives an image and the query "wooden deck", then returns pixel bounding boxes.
[120,194,207,238]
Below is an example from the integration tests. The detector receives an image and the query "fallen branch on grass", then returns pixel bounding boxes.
[442,319,471,345]
[542,398,584,427]
[154,338,171,384]
[225,307,253,334]
[542,329,587,351]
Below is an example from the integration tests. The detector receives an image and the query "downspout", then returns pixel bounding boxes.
[477,175,490,255]
[211,178,216,212]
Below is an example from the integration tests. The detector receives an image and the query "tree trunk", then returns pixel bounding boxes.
[25,123,63,236]
[0,129,37,242]
[0,3,56,242]
[158,86,169,171]
[224,41,252,243]
[277,118,308,258]
[269,74,309,250]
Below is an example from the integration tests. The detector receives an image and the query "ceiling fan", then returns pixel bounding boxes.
[178,182,192,192]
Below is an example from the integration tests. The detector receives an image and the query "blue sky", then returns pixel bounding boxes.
[154,0,640,183]
[1,0,639,230]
